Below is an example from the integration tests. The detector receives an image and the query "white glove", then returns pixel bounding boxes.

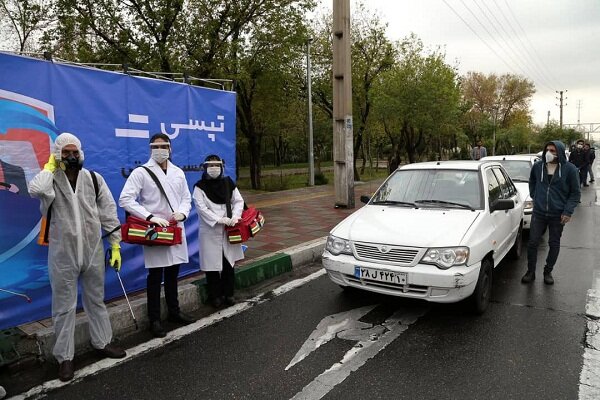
[218,217,231,225]
[229,217,240,226]
[172,212,186,222]
[150,216,169,227]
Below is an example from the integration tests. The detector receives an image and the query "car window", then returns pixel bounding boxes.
[373,169,483,209]
[497,160,531,182]
[486,168,501,206]
[499,168,518,197]
[492,167,514,199]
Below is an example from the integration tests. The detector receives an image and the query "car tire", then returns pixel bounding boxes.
[471,258,493,315]
[508,224,523,260]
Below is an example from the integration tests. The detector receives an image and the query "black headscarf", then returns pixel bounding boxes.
[195,173,236,205]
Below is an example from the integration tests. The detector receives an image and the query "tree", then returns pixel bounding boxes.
[0,0,54,52]
[374,34,461,164]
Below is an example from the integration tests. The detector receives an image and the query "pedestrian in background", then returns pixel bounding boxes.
[119,133,194,338]
[585,143,595,183]
[193,155,245,308]
[28,133,125,382]
[523,140,580,285]
[470,140,487,160]
[568,139,590,187]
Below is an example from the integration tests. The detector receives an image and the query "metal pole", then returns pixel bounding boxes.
[307,39,315,186]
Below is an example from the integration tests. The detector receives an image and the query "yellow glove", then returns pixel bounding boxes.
[44,154,57,173]
[110,244,122,271]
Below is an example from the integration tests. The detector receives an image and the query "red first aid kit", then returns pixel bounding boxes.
[121,216,182,246]
[225,207,265,244]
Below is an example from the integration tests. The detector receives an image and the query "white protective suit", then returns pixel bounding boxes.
[28,167,121,362]
[119,159,191,268]
[193,184,244,271]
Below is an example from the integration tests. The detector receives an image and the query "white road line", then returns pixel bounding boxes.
[9,269,327,400]
[579,270,600,399]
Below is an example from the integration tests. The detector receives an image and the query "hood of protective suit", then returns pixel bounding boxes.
[53,132,85,162]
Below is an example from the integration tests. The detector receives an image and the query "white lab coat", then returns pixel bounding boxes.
[193,184,244,271]
[119,159,191,268]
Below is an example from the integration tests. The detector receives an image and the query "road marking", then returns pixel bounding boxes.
[10,269,327,400]
[579,270,600,399]
[288,305,428,400]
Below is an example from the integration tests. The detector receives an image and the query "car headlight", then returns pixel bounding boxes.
[325,235,353,256]
[421,247,469,269]
[524,200,533,210]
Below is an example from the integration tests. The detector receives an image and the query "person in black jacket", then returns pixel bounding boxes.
[585,143,595,183]
[568,139,590,187]
[523,140,581,285]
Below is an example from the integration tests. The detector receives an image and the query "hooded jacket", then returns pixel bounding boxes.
[529,140,580,217]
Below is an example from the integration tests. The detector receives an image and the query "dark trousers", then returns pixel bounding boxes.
[147,264,180,322]
[205,254,235,300]
[527,214,564,274]
[579,166,589,185]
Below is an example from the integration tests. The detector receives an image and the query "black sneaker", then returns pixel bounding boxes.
[209,297,223,308]
[521,271,535,283]
[543,272,554,285]
[149,321,166,338]
[168,312,195,325]
[224,296,236,306]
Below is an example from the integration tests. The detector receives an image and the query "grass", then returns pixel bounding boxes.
[236,165,390,192]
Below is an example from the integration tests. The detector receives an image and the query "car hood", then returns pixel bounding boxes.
[331,205,482,247]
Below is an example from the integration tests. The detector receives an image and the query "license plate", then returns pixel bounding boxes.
[354,266,407,285]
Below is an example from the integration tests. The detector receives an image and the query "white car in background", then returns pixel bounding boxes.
[322,161,524,314]
[481,154,539,229]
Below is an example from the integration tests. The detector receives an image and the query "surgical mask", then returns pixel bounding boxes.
[207,166,221,178]
[151,149,170,164]
[65,155,81,170]
[577,144,583,149]
[545,152,556,163]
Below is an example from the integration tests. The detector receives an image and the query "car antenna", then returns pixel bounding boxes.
[436,161,441,165]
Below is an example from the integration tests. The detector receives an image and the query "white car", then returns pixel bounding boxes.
[481,154,539,229]
[322,160,524,314]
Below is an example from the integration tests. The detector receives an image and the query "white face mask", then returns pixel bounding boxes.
[151,148,170,164]
[207,166,221,178]
[577,144,583,149]
[545,151,556,163]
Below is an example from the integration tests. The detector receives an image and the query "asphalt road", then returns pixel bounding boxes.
[19,185,600,400]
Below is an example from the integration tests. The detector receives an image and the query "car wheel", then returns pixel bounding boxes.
[471,259,492,315]
[508,224,523,260]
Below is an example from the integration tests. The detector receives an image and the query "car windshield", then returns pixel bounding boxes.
[372,169,483,210]
[497,160,532,182]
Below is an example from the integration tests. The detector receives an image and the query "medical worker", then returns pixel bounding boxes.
[28,133,125,382]
[119,133,193,338]
[193,155,245,308]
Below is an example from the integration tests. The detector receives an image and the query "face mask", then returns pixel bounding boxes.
[65,155,81,170]
[545,152,555,163]
[577,144,583,149]
[151,149,170,164]
[206,166,221,178]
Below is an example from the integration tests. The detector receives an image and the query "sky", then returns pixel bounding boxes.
[318,0,600,134]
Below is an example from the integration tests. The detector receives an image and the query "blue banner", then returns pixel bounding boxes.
[0,52,236,329]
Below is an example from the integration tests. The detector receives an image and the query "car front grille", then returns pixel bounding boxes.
[353,242,421,266]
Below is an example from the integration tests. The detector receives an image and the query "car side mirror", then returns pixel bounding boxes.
[491,198,515,212]
[360,195,371,204]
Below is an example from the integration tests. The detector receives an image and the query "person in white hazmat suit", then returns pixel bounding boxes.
[28,133,125,382]
[193,155,244,308]
[119,133,194,338]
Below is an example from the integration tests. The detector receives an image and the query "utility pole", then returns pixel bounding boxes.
[577,99,582,125]
[332,0,354,208]
[547,110,550,126]
[556,90,567,130]
[306,38,314,186]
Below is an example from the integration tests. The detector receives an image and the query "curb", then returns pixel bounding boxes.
[25,237,327,361]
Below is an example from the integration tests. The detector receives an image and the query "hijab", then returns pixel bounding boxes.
[195,173,236,205]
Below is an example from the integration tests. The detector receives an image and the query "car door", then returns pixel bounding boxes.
[485,167,513,259]
[493,167,521,245]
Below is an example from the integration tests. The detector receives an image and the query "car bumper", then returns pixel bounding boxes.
[523,209,532,229]
[322,251,481,303]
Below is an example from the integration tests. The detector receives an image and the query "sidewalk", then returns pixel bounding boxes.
[10,178,386,365]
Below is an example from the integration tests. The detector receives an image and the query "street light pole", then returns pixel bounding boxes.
[307,38,315,186]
